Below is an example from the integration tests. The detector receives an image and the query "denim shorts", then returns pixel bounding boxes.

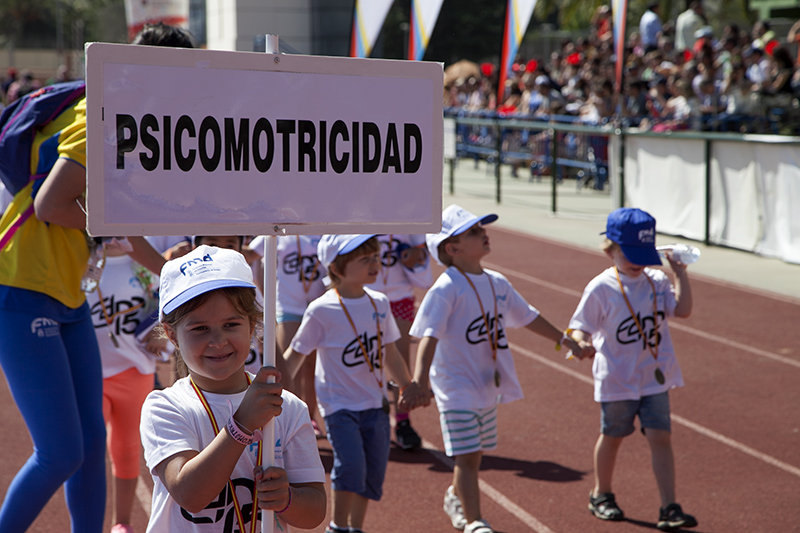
[325,407,391,500]
[600,391,671,438]
[276,311,304,324]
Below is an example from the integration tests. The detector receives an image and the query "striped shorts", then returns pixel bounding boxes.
[439,405,498,457]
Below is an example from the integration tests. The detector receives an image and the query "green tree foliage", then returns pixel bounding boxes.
[0,0,111,50]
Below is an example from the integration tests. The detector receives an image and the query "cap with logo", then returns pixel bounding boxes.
[603,207,661,266]
[317,234,377,269]
[159,245,256,320]
[426,204,498,265]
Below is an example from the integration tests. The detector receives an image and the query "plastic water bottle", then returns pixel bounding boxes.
[656,244,701,264]
[80,243,106,293]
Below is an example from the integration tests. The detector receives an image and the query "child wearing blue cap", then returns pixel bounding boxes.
[410,205,594,533]
[282,234,430,533]
[567,207,697,531]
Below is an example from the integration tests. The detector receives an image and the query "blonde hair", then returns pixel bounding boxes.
[602,238,620,253]
[328,237,381,287]
[157,287,262,377]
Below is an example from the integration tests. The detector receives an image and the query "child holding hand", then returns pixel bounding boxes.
[283,234,430,533]
[411,204,593,533]
[568,207,697,531]
[139,245,326,532]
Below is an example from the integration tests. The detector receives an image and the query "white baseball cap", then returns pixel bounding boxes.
[426,204,498,265]
[317,234,377,268]
[159,245,256,320]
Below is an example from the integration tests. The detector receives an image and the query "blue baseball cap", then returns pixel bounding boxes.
[603,208,661,266]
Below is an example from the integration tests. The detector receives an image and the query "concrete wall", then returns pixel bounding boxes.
[206,0,312,53]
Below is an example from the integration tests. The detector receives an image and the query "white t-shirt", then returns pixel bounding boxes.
[250,235,327,318]
[366,234,433,303]
[568,267,684,403]
[87,255,160,378]
[290,288,401,417]
[140,376,325,533]
[409,268,539,412]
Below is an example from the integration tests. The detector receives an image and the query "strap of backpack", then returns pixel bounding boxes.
[0,204,35,252]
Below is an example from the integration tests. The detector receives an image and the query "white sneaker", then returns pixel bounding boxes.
[443,485,467,530]
[464,519,494,533]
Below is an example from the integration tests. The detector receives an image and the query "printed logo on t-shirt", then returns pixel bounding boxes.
[616,310,665,349]
[30,317,59,338]
[465,312,507,349]
[379,237,401,268]
[283,251,321,283]
[342,332,384,369]
[180,480,259,531]
[90,295,147,337]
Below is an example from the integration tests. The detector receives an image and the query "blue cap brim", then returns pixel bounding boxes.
[339,234,376,256]
[451,213,498,238]
[161,279,257,317]
[619,244,661,266]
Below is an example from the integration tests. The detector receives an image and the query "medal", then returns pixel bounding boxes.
[108,331,120,348]
[96,286,143,351]
[457,267,502,391]
[382,396,391,414]
[494,369,501,387]
[655,367,665,385]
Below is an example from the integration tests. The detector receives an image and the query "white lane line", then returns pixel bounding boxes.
[422,440,556,533]
[511,342,800,480]
[137,474,152,516]
[485,261,800,370]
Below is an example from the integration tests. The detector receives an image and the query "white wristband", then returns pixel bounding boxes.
[226,416,255,446]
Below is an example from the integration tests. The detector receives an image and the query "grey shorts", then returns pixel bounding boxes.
[600,391,671,438]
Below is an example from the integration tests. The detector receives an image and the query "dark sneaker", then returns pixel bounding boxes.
[394,419,422,450]
[657,503,698,531]
[588,492,625,521]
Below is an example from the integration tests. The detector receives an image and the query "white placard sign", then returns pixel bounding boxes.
[85,43,443,236]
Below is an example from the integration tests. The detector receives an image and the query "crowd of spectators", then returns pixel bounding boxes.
[444,3,800,134]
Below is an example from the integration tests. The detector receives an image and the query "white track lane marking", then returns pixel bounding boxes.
[511,342,800,479]
[421,440,556,533]
[484,261,800,370]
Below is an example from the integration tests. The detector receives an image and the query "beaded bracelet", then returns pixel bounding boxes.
[276,486,292,514]
[555,328,575,351]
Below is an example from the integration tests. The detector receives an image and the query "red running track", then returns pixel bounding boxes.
[1,227,798,532]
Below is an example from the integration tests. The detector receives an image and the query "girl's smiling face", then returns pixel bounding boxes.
[165,290,255,393]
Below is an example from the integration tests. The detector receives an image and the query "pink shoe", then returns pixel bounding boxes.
[311,419,325,439]
[111,524,134,533]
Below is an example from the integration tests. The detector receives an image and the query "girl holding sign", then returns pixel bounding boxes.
[140,245,326,532]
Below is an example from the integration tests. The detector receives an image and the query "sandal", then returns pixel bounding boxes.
[588,492,625,521]
[657,503,698,531]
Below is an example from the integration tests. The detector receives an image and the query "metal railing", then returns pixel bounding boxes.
[444,108,615,213]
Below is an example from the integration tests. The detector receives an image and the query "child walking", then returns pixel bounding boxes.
[282,234,430,533]
[139,245,326,532]
[366,234,432,449]
[250,234,327,436]
[410,204,592,533]
[86,239,165,533]
[568,207,697,531]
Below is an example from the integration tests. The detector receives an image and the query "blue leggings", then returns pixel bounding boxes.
[0,304,106,532]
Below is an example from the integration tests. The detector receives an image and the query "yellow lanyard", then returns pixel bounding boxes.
[190,374,262,533]
[336,290,385,389]
[455,267,501,387]
[381,235,393,286]
[95,285,143,349]
[614,266,659,361]
[296,236,319,294]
